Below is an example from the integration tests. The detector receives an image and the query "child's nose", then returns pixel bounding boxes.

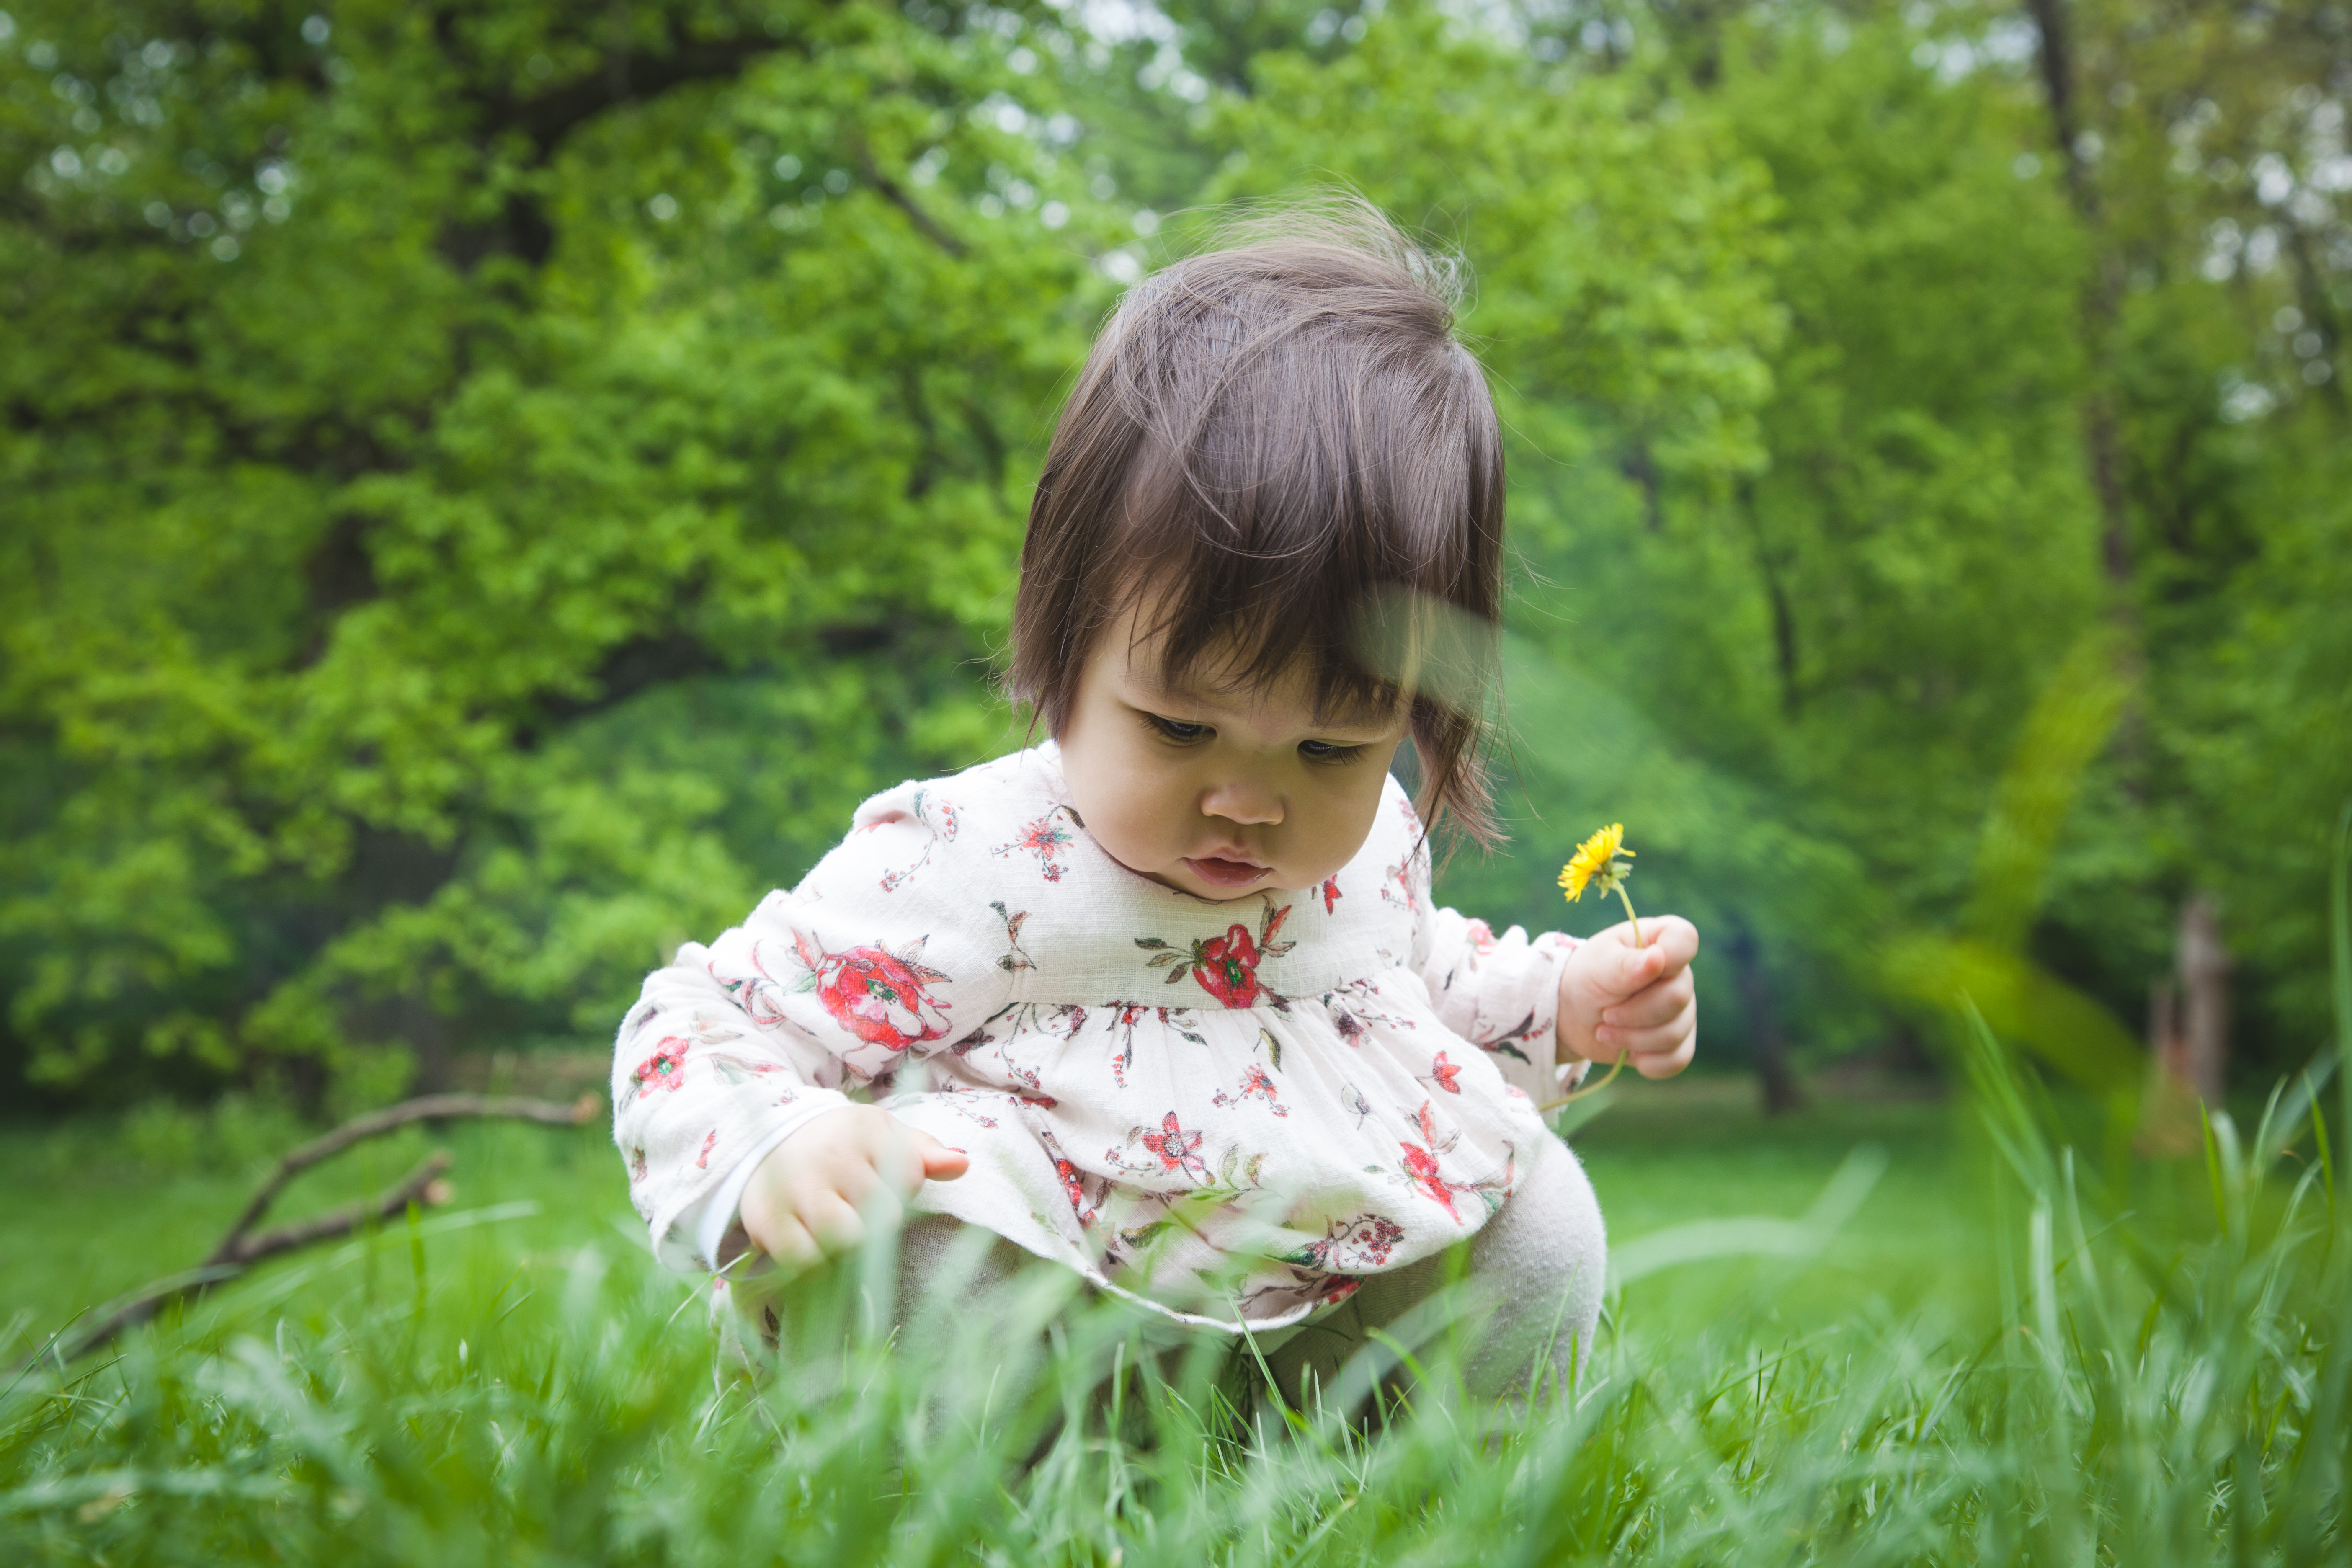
[1200,776,1284,827]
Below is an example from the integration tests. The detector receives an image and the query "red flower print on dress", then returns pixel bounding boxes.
[992,808,1079,882]
[784,930,952,1050]
[1425,1050,1464,1094]
[1320,876,1342,913]
[630,1037,691,1098]
[1240,1268,1364,1316]
[696,1129,718,1169]
[1396,1100,1515,1226]
[1212,1064,1289,1117]
[1464,918,1499,956]
[1398,1099,1468,1222]
[1285,1211,1406,1272]
[1400,1143,1462,1222]
[1038,1128,1101,1227]
[1135,895,1296,1009]
[1119,1110,1211,1182]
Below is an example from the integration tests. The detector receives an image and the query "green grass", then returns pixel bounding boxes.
[4,1042,2344,1565]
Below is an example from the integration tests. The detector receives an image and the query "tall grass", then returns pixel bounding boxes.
[3,825,2347,1564]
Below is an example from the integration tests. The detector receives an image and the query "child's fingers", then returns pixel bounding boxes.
[759,1213,824,1271]
[1605,1003,1698,1076]
[799,1190,869,1255]
[1599,972,1692,1031]
[911,1130,970,1183]
[1594,932,1671,995]
[1627,914,1699,966]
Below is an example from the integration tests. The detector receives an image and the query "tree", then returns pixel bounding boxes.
[0,0,1117,1101]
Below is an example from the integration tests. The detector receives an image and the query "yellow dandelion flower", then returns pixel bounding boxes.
[1558,821,1643,943]
[1558,823,1634,905]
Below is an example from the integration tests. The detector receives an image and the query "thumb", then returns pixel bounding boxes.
[912,1130,969,1182]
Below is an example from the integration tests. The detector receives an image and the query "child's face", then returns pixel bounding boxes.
[1056,603,1408,902]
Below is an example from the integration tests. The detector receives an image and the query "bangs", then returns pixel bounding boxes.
[1011,202,1508,844]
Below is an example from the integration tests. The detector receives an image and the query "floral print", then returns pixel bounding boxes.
[791,930,952,1050]
[630,1038,690,1098]
[1212,1064,1289,1117]
[1471,1008,1542,1065]
[1321,977,1417,1044]
[992,808,1080,881]
[1106,1003,1207,1086]
[1124,1110,1211,1182]
[1287,1211,1406,1272]
[991,902,1035,972]
[1395,1100,1514,1225]
[1135,894,1296,1008]
[874,789,959,893]
[611,745,1581,1334]
[1037,1127,1103,1227]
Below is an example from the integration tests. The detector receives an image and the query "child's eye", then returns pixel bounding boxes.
[1144,713,1212,743]
[1298,739,1366,763]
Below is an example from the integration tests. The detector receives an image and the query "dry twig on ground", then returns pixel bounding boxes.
[43,1092,600,1366]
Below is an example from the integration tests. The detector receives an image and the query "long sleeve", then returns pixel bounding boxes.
[611,779,1017,1267]
[1404,825,1584,1106]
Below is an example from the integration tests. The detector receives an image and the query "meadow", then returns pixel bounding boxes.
[3,1018,2342,1566]
[6,0,2349,1559]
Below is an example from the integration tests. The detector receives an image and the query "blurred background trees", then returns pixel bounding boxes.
[2,0,2345,1114]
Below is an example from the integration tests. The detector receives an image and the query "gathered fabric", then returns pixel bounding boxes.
[612,743,1584,1333]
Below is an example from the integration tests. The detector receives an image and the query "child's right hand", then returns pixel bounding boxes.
[738,1105,969,1269]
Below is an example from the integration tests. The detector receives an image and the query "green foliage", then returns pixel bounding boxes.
[3,0,2348,1104]
[0,0,1114,1096]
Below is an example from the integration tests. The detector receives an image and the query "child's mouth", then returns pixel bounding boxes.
[1184,856,1271,888]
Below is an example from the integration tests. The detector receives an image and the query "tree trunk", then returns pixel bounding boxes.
[2176,891,2229,1106]
[2137,893,2230,1154]
[1728,921,1804,1115]
[2024,0,2134,594]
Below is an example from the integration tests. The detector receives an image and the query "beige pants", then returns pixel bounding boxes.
[880,1133,1607,1413]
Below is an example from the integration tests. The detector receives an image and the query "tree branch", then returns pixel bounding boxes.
[26,1092,600,1368]
[848,137,968,258]
[57,1153,451,1363]
[207,1092,598,1263]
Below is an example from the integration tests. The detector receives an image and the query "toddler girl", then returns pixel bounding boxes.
[611,211,1700,1398]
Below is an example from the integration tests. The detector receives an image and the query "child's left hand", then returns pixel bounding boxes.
[1555,917,1699,1079]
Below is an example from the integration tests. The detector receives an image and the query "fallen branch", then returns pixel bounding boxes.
[208,1093,597,1266]
[44,1091,599,1365]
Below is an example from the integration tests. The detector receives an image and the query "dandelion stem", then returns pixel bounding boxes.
[1542,1052,1626,1110]
[1615,884,1645,947]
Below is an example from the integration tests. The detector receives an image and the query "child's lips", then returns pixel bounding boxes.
[1184,855,1271,888]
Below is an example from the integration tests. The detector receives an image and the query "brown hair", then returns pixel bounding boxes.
[1009,202,1507,846]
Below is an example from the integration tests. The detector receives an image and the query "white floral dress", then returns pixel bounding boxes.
[611,743,1586,1332]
